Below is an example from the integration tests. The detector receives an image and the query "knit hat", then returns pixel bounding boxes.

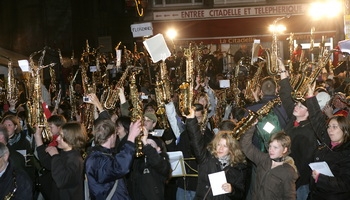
[144,112,157,123]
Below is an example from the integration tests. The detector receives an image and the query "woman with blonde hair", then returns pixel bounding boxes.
[185,108,248,200]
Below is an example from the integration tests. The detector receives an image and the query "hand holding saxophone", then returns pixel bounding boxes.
[278,58,288,79]
[127,119,142,143]
[84,93,104,113]
[183,107,195,119]
[306,82,316,98]
[34,125,44,146]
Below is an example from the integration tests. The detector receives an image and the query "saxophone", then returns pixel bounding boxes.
[244,61,264,102]
[179,45,194,115]
[155,75,169,129]
[49,65,56,96]
[69,69,79,120]
[154,61,171,129]
[29,48,53,144]
[6,59,19,102]
[293,36,329,100]
[233,97,281,140]
[130,69,144,157]
[103,65,131,109]
[80,40,96,135]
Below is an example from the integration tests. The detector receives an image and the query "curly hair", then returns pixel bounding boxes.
[207,131,246,166]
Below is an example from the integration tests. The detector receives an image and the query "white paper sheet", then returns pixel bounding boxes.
[143,34,171,63]
[208,171,229,196]
[167,151,186,177]
[309,161,334,177]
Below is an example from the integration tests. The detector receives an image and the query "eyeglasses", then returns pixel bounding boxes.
[327,125,339,130]
[144,119,154,123]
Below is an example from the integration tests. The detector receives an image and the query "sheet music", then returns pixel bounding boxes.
[309,161,334,177]
[208,171,229,196]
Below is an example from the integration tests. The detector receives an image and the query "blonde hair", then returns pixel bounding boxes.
[207,131,246,166]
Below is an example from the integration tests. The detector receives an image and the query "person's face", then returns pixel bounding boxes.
[327,119,344,143]
[144,117,156,131]
[2,120,17,138]
[145,106,155,113]
[216,138,229,158]
[0,151,9,171]
[57,132,71,151]
[293,102,308,119]
[0,134,5,144]
[116,123,127,139]
[198,97,208,108]
[49,123,61,135]
[195,111,203,122]
[111,114,118,123]
[332,96,347,109]
[268,140,287,159]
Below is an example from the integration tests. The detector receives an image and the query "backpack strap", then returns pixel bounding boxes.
[106,179,119,200]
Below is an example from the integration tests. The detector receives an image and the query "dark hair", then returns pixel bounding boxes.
[93,120,116,145]
[328,115,350,144]
[48,115,67,127]
[116,116,131,135]
[219,120,235,131]
[260,77,276,96]
[230,107,247,121]
[61,122,87,150]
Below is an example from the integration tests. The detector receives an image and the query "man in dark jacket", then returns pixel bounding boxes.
[85,119,141,200]
[0,143,33,200]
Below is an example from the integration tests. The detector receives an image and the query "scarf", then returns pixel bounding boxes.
[218,155,230,170]
[8,133,21,146]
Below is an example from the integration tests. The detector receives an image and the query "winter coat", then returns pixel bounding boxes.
[240,126,298,200]
[130,144,171,200]
[186,118,248,200]
[308,140,350,200]
[85,142,135,200]
[37,146,84,200]
[279,78,320,188]
[0,161,33,200]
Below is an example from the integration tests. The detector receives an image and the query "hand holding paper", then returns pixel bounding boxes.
[208,171,229,196]
[309,161,334,177]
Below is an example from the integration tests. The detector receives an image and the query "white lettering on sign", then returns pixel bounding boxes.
[130,22,154,38]
[154,4,307,20]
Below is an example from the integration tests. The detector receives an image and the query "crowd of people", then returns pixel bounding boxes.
[0,41,350,200]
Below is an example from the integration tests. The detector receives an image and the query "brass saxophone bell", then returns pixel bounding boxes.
[41,128,53,144]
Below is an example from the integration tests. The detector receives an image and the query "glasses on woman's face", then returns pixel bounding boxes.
[327,125,339,130]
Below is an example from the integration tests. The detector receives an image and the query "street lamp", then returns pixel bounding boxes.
[166,28,177,54]
[309,0,342,20]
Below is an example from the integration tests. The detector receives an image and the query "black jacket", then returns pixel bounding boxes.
[279,78,320,188]
[37,146,84,200]
[131,144,171,200]
[308,141,350,200]
[0,161,33,200]
[186,118,247,200]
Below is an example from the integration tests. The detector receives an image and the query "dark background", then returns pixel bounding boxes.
[0,0,141,58]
